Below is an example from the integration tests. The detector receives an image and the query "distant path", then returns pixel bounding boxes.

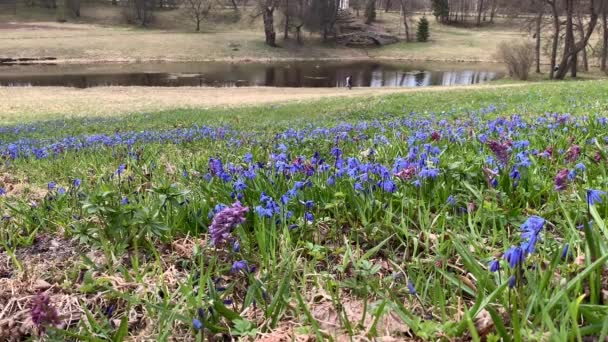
[0,83,527,122]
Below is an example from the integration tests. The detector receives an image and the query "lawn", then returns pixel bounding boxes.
[2,80,608,340]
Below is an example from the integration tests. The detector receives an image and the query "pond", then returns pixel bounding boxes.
[0,60,504,88]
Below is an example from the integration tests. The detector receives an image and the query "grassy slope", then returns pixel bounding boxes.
[3,80,608,340]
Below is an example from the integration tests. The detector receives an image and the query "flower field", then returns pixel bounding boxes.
[2,82,608,341]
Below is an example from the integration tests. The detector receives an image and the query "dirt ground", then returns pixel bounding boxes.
[0,83,527,123]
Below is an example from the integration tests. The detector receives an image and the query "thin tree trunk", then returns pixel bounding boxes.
[263,6,277,47]
[400,0,409,41]
[547,0,559,79]
[231,0,238,10]
[284,0,289,40]
[490,0,497,23]
[476,0,483,26]
[535,13,542,73]
[384,0,391,12]
[602,3,608,71]
[577,14,589,71]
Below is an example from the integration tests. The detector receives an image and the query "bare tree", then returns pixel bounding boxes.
[183,0,212,31]
[545,0,560,79]
[399,0,412,41]
[554,0,599,79]
[255,0,279,46]
[602,0,608,71]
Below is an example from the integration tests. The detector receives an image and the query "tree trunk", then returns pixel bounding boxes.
[283,0,289,40]
[547,0,559,79]
[384,0,391,12]
[535,13,542,73]
[490,0,497,23]
[263,7,277,47]
[555,0,598,79]
[400,0,409,41]
[577,14,589,71]
[231,0,238,10]
[296,25,302,44]
[476,0,483,26]
[602,3,608,71]
[196,19,200,31]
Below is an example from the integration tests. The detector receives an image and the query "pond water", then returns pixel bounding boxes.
[0,61,504,88]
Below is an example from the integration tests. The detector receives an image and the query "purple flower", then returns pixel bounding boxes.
[489,259,500,272]
[587,189,606,206]
[30,293,60,331]
[73,178,81,187]
[47,181,56,190]
[487,140,510,167]
[209,201,249,245]
[508,275,517,289]
[0,188,5,196]
[121,197,129,205]
[565,144,580,163]
[233,240,240,253]
[554,169,570,191]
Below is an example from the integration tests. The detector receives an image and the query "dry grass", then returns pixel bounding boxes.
[0,5,529,64]
[0,83,528,123]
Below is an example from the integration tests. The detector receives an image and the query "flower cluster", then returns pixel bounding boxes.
[208,201,249,246]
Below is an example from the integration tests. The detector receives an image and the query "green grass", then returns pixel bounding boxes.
[2,80,608,340]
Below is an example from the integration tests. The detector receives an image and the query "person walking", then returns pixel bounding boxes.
[345,75,353,90]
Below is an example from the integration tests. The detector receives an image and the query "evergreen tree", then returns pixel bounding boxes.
[431,0,448,23]
[417,16,429,42]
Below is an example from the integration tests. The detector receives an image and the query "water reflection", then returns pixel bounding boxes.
[0,61,503,88]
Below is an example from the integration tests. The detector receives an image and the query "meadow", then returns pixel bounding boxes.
[2,80,608,340]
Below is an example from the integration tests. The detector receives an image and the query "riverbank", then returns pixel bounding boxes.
[0,83,531,123]
[0,8,524,65]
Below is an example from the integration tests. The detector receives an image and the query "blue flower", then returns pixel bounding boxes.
[503,246,524,269]
[587,189,606,206]
[233,241,240,253]
[561,243,569,259]
[231,260,250,273]
[305,212,314,222]
[73,178,81,187]
[508,275,517,289]
[121,197,130,205]
[304,200,314,210]
[0,188,5,196]
[48,181,56,190]
[407,280,417,295]
[116,164,126,176]
[489,259,500,273]
[447,195,456,206]
[575,163,586,172]
[192,318,203,330]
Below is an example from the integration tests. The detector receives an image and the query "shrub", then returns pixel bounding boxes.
[417,17,430,42]
[495,40,535,81]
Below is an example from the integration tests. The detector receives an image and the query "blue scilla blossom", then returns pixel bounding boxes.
[575,163,586,172]
[503,246,525,268]
[57,188,66,195]
[73,178,81,187]
[121,197,129,205]
[491,178,498,188]
[447,195,456,206]
[407,280,417,295]
[508,275,517,289]
[568,169,577,181]
[192,318,203,330]
[305,212,314,222]
[587,189,606,206]
[520,216,545,254]
[378,179,397,193]
[561,243,569,259]
[244,152,253,163]
[48,181,56,190]
[116,164,126,176]
[231,260,253,273]
[509,167,520,180]
[489,259,500,272]
[419,168,440,179]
